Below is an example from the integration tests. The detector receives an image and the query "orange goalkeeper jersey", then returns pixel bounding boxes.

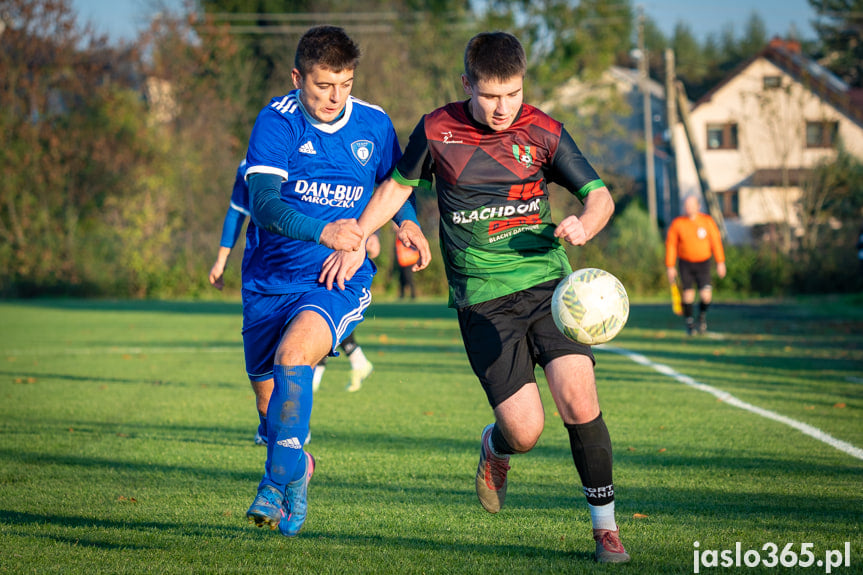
[665,212,725,267]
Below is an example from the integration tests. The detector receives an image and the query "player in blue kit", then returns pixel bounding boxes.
[240,25,430,538]
[208,161,385,447]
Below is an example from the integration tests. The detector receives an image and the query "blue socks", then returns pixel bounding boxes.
[261,365,313,492]
[257,413,267,443]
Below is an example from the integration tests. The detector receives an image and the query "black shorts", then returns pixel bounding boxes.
[457,279,595,409]
[679,259,713,291]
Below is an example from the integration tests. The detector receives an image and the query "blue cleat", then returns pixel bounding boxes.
[246,485,284,530]
[279,452,315,537]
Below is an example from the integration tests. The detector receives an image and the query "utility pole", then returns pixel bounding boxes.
[664,47,677,223]
[638,6,657,228]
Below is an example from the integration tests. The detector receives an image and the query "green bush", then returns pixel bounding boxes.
[718,244,794,297]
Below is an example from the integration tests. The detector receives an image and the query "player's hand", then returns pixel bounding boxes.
[319,219,363,251]
[554,215,588,246]
[666,267,677,284]
[365,233,381,259]
[716,262,726,279]
[319,246,367,290]
[208,262,226,290]
[397,221,432,271]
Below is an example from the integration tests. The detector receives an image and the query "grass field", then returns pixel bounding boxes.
[1,296,861,574]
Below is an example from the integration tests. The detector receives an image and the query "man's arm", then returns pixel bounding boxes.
[319,177,431,290]
[209,246,232,290]
[665,220,681,283]
[209,205,247,290]
[708,218,727,279]
[361,178,431,269]
[248,173,363,251]
[391,191,419,227]
[547,127,614,245]
[553,186,614,246]
[357,177,416,239]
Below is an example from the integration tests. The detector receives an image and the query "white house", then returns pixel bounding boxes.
[673,38,863,244]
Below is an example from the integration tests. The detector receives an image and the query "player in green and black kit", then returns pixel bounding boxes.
[320,32,629,564]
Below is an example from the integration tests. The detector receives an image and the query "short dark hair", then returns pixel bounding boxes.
[463,32,526,85]
[294,25,361,76]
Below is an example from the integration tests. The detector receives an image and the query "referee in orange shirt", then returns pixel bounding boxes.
[665,195,726,335]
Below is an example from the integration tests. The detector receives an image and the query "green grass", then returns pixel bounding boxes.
[0,297,861,574]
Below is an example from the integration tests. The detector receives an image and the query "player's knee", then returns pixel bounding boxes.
[508,426,542,453]
[510,437,538,453]
[274,347,316,366]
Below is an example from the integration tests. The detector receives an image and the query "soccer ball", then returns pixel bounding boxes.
[551,268,629,345]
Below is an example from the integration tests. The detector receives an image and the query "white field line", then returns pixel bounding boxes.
[600,345,863,461]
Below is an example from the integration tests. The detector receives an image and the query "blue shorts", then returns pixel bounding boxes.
[242,284,372,382]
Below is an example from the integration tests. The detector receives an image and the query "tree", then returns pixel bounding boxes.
[738,11,769,60]
[0,0,148,294]
[798,147,863,256]
[665,11,773,101]
[121,9,252,295]
[809,0,863,87]
[671,22,707,93]
[484,0,631,101]
[641,13,668,78]
[0,0,258,296]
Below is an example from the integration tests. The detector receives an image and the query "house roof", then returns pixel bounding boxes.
[541,65,667,111]
[747,168,812,187]
[693,38,863,128]
[607,66,666,100]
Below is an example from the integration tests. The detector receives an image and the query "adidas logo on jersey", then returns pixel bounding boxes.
[276,437,303,449]
[299,141,316,155]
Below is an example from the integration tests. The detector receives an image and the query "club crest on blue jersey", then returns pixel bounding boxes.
[351,140,374,166]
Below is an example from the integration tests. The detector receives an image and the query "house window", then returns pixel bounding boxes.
[716,190,739,218]
[806,121,839,148]
[706,123,738,150]
[763,75,782,89]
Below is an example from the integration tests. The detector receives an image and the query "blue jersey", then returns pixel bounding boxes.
[243,91,401,294]
[230,159,250,215]
[217,160,251,249]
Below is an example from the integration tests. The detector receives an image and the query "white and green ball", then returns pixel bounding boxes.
[551,268,629,345]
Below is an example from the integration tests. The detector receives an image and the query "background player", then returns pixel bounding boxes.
[394,232,419,299]
[665,194,726,335]
[321,31,630,564]
[240,25,429,538]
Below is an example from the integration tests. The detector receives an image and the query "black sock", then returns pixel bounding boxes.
[490,423,516,455]
[683,302,694,322]
[565,413,615,506]
[341,335,358,356]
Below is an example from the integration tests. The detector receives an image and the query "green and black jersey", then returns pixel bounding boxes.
[393,101,605,308]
